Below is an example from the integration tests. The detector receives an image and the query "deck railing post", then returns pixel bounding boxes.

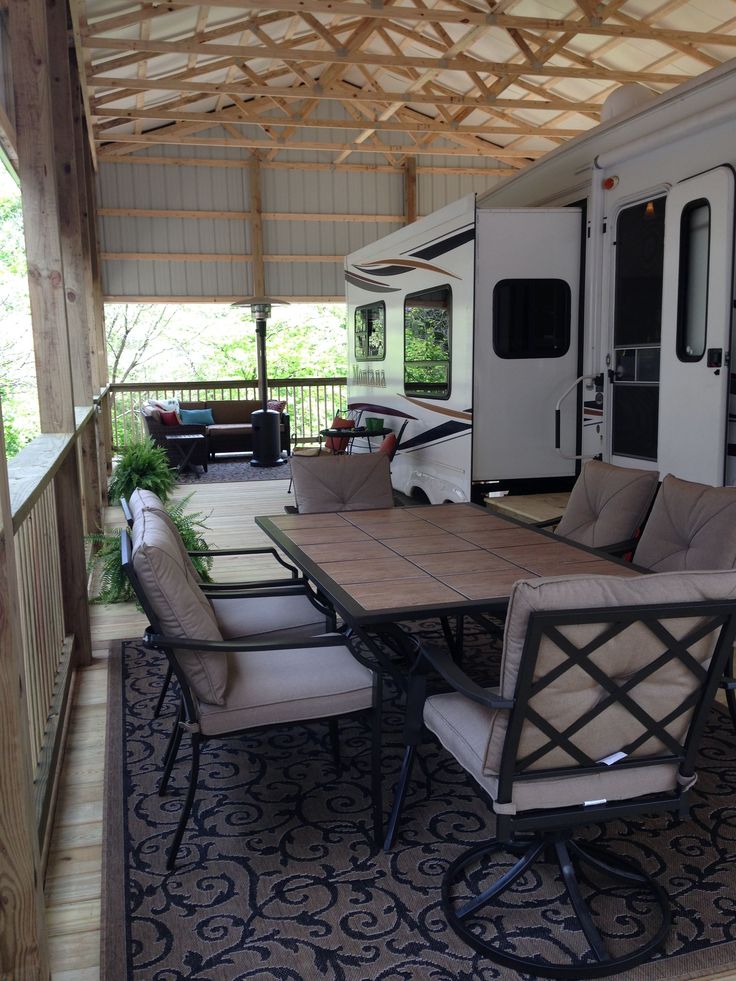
[0,402,50,980]
[54,446,93,669]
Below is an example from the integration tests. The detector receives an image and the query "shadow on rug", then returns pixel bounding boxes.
[177,455,291,484]
[102,623,736,981]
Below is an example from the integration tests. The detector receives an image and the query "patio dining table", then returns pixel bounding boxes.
[255,502,641,669]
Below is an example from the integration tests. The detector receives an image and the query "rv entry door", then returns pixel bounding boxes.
[473,208,582,482]
[657,166,735,485]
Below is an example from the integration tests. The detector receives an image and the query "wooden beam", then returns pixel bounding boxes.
[87,74,605,113]
[96,132,541,158]
[68,0,99,170]
[101,252,343,262]
[92,105,588,138]
[54,448,92,669]
[98,153,516,176]
[0,401,50,981]
[83,36,694,84]
[404,156,416,225]
[47,0,95,407]
[98,207,403,221]
[104,294,345,302]
[10,0,75,434]
[0,100,19,170]
[120,0,736,47]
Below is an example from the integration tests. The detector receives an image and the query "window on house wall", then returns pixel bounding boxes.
[676,199,710,362]
[404,285,451,398]
[354,302,386,360]
[492,278,571,358]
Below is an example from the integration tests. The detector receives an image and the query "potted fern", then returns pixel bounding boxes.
[88,494,214,604]
[107,437,176,504]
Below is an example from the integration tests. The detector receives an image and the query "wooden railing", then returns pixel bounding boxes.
[109,377,348,452]
[7,408,98,855]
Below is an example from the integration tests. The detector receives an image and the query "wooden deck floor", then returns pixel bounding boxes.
[45,479,736,980]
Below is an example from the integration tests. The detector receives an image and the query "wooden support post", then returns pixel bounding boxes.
[9,0,93,670]
[80,412,102,535]
[54,445,92,668]
[46,0,94,408]
[0,403,50,981]
[249,151,265,297]
[9,0,75,435]
[404,156,417,225]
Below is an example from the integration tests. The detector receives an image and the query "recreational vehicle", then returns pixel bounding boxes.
[345,58,736,504]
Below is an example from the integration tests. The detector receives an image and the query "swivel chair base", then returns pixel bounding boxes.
[442,831,670,979]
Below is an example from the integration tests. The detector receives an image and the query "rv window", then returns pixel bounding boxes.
[676,199,710,362]
[613,197,665,348]
[354,303,386,361]
[404,286,451,398]
[492,279,571,359]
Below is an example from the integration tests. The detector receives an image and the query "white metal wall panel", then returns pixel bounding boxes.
[97,139,509,301]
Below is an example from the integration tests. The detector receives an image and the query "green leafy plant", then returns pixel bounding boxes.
[88,495,214,604]
[107,437,176,504]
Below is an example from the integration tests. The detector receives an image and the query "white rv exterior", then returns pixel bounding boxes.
[345,58,736,502]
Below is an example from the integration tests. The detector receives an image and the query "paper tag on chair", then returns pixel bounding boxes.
[598,750,627,766]
[584,799,607,806]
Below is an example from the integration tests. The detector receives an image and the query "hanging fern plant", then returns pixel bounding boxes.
[88,495,214,604]
[107,438,177,504]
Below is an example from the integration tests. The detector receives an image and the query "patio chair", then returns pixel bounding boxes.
[121,519,383,870]
[384,568,736,977]
[124,490,337,715]
[377,419,409,463]
[535,459,659,553]
[289,452,394,514]
[632,473,736,571]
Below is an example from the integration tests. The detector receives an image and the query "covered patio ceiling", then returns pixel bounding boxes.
[77,0,736,175]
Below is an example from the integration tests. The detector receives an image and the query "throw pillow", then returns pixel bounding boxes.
[326,416,354,453]
[159,410,180,426]
[152,398,180,414]
[267,399,287,414]
[180,408,215,425]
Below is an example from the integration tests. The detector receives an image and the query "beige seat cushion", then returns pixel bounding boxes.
[555,460,658,547]
[291,453,394,514]
[132,509,228,705]
[198,644,374,736]
[425,569,736,814]
[128,488,203,583]
[633,474,736,571]
[207,423,253,438]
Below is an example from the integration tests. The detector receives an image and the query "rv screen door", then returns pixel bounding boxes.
[473,208,582,481]
[657,166,735,485]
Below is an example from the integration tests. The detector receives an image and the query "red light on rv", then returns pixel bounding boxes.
[602,176,619,190]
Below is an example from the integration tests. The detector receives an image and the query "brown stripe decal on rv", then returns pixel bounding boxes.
[402,396,472,421]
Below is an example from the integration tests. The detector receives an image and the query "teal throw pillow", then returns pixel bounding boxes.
[180,408,214,425]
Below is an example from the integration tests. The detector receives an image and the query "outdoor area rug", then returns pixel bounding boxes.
[102,628,736,981]
[177,456,291,484]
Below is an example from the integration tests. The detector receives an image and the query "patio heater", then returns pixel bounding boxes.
[231,296,288,467]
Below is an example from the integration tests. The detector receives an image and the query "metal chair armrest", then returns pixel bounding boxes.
[145,629,346,654]
[188,545,299,578]
[531,515,562,530]
[417,642,514,711]
[597,538,639,558]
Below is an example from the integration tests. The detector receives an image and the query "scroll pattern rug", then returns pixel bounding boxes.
[177,456,291,484]
[103,626,736,981]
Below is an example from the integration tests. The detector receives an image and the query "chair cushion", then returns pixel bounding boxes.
[128,489,202,583]
[291,453,394,514]
[484,569,736,798]
[633,474,736,571]
[198,644,374,735]
[554,460,658,547]
[424,693,680,814]
[131,509,227,705]
[206,423,253,437]
[209,400,260,424]
[211,593,328,641]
